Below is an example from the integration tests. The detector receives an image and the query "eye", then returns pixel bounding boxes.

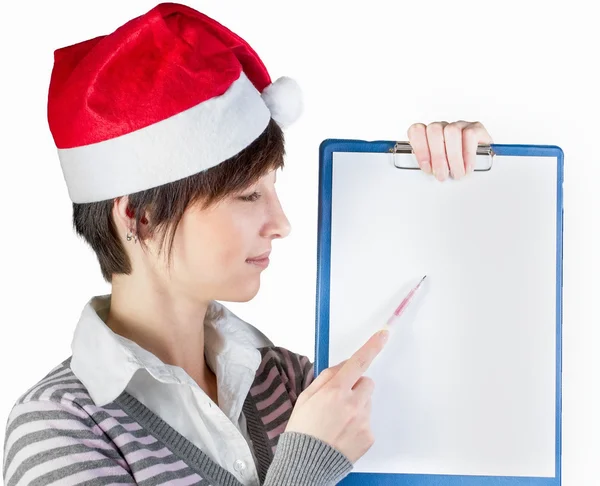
[239,191,261,202]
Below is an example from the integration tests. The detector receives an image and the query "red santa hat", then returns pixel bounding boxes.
[47,2,303,203]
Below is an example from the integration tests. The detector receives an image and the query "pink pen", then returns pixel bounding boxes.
[383,275,427,329]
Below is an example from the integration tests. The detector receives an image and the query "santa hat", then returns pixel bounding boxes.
[47,2,303,203]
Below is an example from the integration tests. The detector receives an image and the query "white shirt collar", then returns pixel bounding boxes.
[70,295,273,418]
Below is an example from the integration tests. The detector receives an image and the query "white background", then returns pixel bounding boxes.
[0,1,598,484]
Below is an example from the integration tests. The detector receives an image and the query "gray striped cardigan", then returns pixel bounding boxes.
[3,347,353,485]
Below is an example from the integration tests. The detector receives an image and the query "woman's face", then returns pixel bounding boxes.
[153,169,291,303]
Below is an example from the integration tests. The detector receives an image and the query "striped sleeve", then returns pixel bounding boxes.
[264,432,352,486]
[297,353,315,393]
[3,399,135,486]
[274,348,315,398]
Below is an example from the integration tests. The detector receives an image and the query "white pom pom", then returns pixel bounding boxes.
[261,76,303,128]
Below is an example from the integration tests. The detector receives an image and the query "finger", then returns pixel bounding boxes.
[443,121,469,179]
[462,122,493,174]
[425,122,449,181]
[332,330,389,390]
[301,359,347,399]
[351,376,375,407]
[364,397,372,417]
[407,123,432,174]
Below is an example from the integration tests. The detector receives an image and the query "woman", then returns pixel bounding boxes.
[2,3,493,485]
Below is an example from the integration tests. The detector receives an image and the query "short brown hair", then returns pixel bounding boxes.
[73,119,285,282]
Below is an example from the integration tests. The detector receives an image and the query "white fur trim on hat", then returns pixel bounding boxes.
[57,73,271,203]
[261,76,303,128]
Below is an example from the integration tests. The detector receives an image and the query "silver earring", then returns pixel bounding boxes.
[126,232,137,243]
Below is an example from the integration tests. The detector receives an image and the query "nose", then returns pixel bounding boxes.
[263,194,291,239]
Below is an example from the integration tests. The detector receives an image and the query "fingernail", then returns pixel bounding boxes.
[379,329,390,342]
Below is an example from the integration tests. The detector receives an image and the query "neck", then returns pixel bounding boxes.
[106,273,218,403]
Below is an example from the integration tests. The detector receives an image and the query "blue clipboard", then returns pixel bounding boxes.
[314,140,563,485]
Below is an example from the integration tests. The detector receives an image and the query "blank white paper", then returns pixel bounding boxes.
[327,151,558,477]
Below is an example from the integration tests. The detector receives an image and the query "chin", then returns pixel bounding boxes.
[220,280,261,303]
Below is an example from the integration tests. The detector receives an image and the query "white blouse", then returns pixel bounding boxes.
[70,295,274,486]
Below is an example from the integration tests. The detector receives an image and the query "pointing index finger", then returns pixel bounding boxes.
[332,330,389,389]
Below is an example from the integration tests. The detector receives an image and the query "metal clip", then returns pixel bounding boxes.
[389,141,495,171]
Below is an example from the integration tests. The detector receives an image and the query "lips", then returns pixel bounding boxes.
[247,250,270,261]
[246,250,271,268]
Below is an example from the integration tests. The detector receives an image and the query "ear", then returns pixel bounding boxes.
[112,197,150,243]
[113,196,132,234]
